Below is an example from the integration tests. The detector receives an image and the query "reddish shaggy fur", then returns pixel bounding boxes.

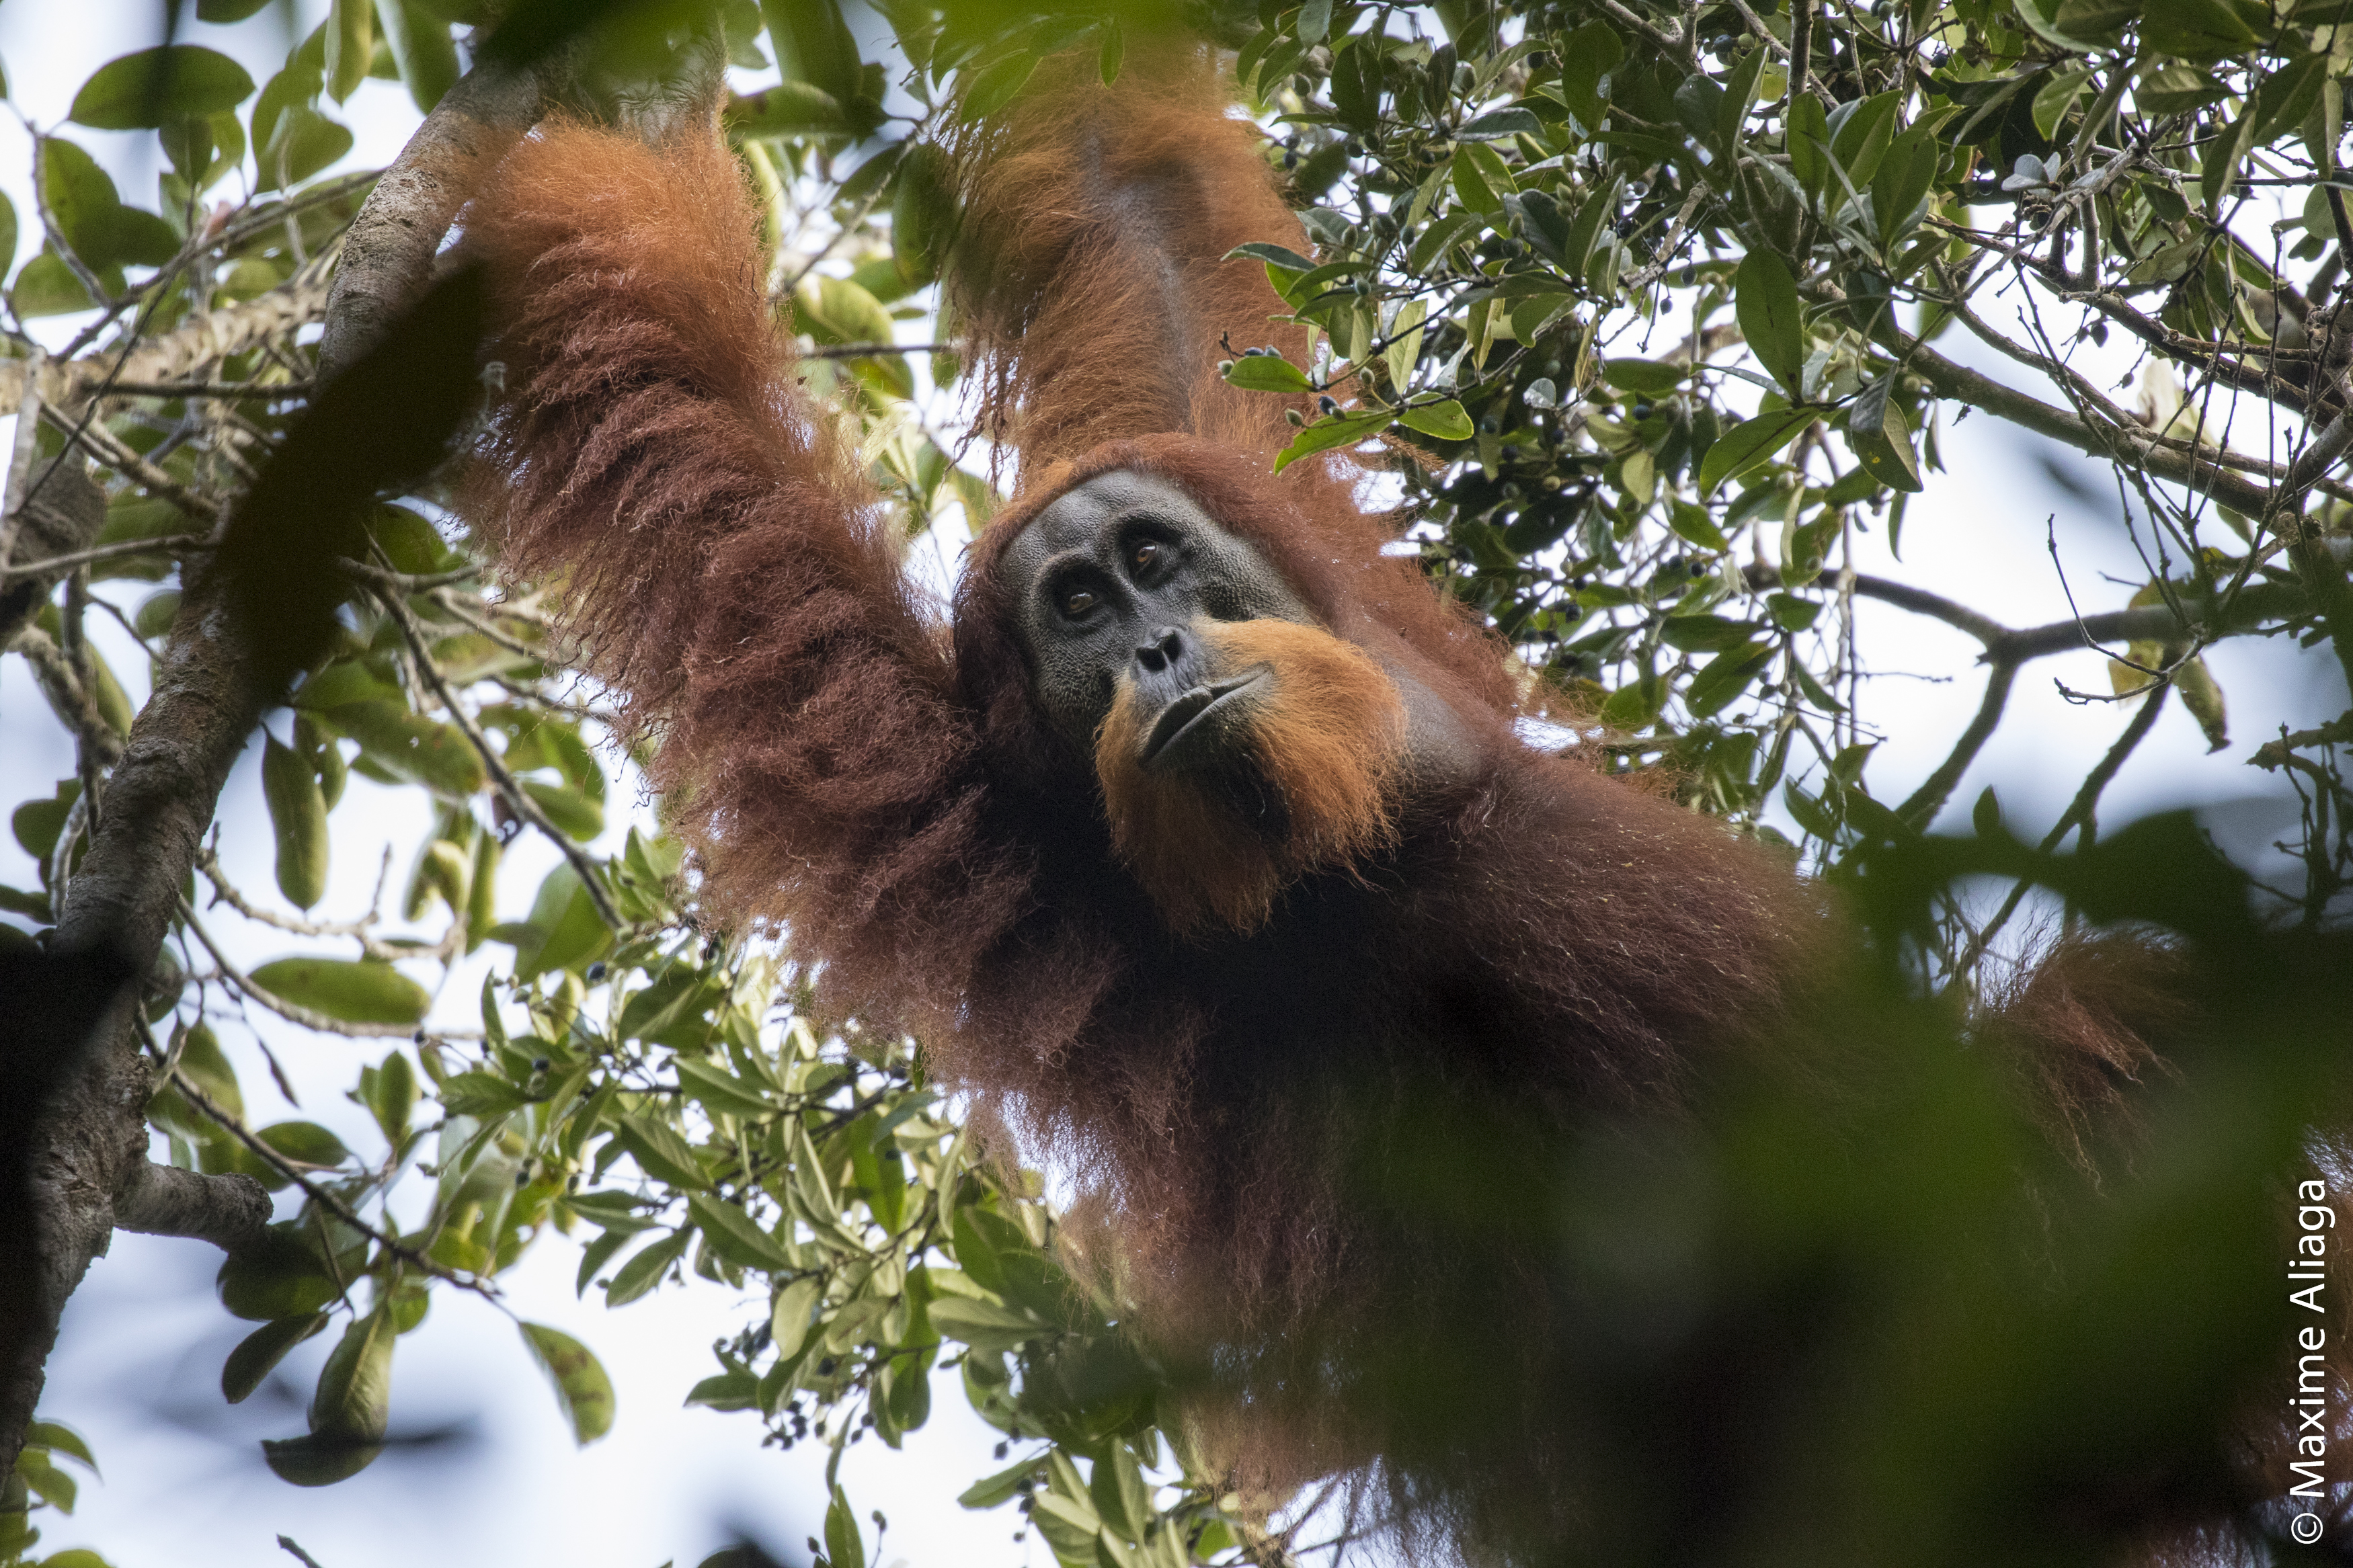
[460,115,1022,1034]
[455,67,2307,1568]
[947,45,1321,478]
[1096,617,1408,934]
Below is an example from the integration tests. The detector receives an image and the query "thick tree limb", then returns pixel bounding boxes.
[0,56,553,1480]
[319,57,549,378]
[0,281,331,416]
[112,1161,272,1253]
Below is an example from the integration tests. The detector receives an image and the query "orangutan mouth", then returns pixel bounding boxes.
[1140,669,1269,770]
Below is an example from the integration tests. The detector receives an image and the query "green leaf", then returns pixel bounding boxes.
[2200,110,2258,215]
[1685,641,1776,718]
[1228,239,1319,274]
[825,1487,868,1568]
[311,1308,395,1442]
[1222,354,1314,394]
[1090,1442,1152,1542]
[326,0,376,102]
[771,1275,823,1361]
[1601,358,1685,396]
[1736,251,1806,397]
[926,1293,1053,1352]
[363,1049,417,1145]
[674,1057,774,1118]
[42,139,174,270]
[1272,407,1392,472]
[1667,500,1730,551]
[261,1431,381,1487]
[1845,374,1923,492]
[247,957,429,1024]
[256,105,353,192]
[1558,20,1624,129]
[519,778,603,842]
[379,0,461,113]
[222,1314,329,1404]
[1451,141,1513,212]
[1831,91,1901,188]
[616,1114,709,1190]
[1385,298,1429,392]
[604,1227,691,1307]
[890,142,955,286]
[1787,91,1832,196]
[257,1121,349,1168]
[2252,53,2331,143]
[217,1230,339,1321]
[17,1448,77,1512]
[262,733,330,910]
[520,1323,615,1444]
[1871,127,1938,247]
[1099,19,1123,85]
[1767,591,1823,631]
[2030,67,2093,141]
[305,700,485,798]
[439,1069,531,1118]
[1298,0,1334,43]
[1660,614,1760,653]
[959,54,1037,122]
[71,46,254,129]
[1459,106,1544,140]
[25,1421,96,1473]
[507,862,612,981]
[177,1020,241,1120]
[725,80,846,136]
[2143,0,2260,58]
[1398,399,1473,440]
[1698,407,1816,493]
[13,251,95,318]
[959,1453,1039,1509]
[686,1192,796,1271]
[797,274,895,346]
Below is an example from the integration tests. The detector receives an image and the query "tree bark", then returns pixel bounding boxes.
[0,55,551,1481]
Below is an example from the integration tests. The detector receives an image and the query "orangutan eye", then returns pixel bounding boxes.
[1060,587,1099,618]
[1129,540,1161,574]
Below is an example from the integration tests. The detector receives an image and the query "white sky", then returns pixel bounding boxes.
[0,5,2344,1568]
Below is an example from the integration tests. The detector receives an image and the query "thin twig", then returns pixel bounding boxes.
[1897,657,2018,828]
[177,896,430,1039]
[366,581,625,930]
[798,341,953,359]
[1957,684,2172,971]
[426,587,550,663]
[42,402,223,522]
[0,532,212,582]
[2249,712,2353,770]
[94,379,315,400]
[152,1033,506,1307]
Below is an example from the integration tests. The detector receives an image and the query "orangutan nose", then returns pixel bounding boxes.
[1134,626,1187,675]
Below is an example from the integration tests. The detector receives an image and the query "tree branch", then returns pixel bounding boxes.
[1898,657,2017,828]
[1857,305,2287,518]
[112,1159,272,1253]
[319,56,551,378]
[1,53,555,1479]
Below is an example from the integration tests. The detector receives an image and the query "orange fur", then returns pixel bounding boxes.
[947,44,1325,483]
[459,119,1025,1032]
[1094,618,1408,934]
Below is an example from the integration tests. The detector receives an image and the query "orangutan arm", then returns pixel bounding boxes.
[461,119,1022,1016]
